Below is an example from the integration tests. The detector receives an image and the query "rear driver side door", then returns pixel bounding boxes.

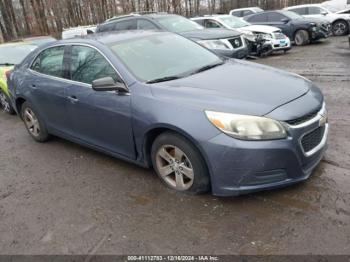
[65,45,136,159]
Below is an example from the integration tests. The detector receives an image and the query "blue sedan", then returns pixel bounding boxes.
[7,31,328,196]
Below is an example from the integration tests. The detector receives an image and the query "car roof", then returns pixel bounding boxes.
[285,4,321,9]
[231,7,261,11]
[52,30,168,46]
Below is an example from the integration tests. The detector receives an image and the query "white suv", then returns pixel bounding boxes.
[284,4,350,35]
[191,15,291,53]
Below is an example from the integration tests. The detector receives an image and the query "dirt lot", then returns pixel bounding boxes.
[0,36,349,255]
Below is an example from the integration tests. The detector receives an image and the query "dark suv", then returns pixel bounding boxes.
[244,10,331,46]
[96,13,249,59]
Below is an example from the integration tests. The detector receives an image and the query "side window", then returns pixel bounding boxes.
[268,12,286,22]
[205,20,222,28]
[31,46,65,78]
[137,19,158,30]
[97,23,116,33]
[231,11,242,17]
[242,10,253,16]
[308,7,324,15]
[290,7,307,15]
[248,13,267,23]
[70,46,120,85]
[114,20,137,30]
[193,19,204,26]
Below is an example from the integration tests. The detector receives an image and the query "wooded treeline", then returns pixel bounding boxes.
[0,0,323,42]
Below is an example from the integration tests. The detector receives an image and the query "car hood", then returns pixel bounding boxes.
[181,29,241,40]
[240,25,281,34]
[150,60,313,117]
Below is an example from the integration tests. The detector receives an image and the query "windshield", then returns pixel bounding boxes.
[156,15,204,33]
[220,16,251,28]
[281,10,304,19]
[109,33,222,82]
[0,44,37,65]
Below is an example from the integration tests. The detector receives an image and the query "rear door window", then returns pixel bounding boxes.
[31,46,65,78]
[268,12,287,22]
[231,11,242,17]
[242,10,253,16]
[290,7,308,15]
[114,20,137,30]
[137,19,158,30]
[247,13,268,23]
[205,19,222,28]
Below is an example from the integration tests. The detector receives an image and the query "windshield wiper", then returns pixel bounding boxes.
[146,75,182,84]
[0,63,15,66]
[191,61,224,75]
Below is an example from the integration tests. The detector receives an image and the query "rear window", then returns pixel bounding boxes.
[0,44,37,65]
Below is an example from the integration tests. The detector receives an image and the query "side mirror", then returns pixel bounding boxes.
[92,77,128,93]
[321,11,328,16]
[281,18,290,23]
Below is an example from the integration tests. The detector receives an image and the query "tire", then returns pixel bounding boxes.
[151,132,210,194]
[0,90,15,115]
[294,30,310,46]
[332,20,349,36]
[21,102,50,142]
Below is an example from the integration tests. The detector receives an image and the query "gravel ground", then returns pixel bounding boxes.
[0,36,349,255]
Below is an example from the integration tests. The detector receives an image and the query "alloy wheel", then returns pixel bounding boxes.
[0,91,11,113]
[155,145,194,191]
[23,108,41,137]
[295,32,303,46]
[333,22,347,36]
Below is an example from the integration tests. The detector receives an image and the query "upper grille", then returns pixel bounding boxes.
[228,37,243,49]
[301,126,325,153]
[286,108,321,126]
[274,32,286,39]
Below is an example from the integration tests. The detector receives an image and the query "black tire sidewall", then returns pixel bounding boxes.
[21,102,50,142]
[151,132,210,194]
[0,90,15,115]
[294,30,308,46]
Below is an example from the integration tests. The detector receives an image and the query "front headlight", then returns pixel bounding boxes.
[197,39,231,50]
[205,111,287,140]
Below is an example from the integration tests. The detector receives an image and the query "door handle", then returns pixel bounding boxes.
[68,96,79,103]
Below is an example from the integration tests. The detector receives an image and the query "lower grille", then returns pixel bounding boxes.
[301,126,325,153]
[228,37,243,49]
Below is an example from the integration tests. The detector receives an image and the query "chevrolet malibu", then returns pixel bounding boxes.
[8,31,328,196]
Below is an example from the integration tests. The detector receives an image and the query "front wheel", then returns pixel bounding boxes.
[21,102,50,142]
[294,30,310,46]
[0,90,15,114]
[332,20,349,36]
[151,132,210,194]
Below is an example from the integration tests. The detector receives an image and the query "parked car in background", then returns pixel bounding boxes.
[0,42,38,114]
[244,10,331,46]
[8,31,328,196]
[284,4,350,35]
[96,13,249,59]
[191,15,291,54]
[229,7,264,17]
[62,25,97,39]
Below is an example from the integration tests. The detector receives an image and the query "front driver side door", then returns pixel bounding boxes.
[65,45,136,159]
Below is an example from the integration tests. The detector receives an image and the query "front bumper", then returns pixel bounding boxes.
[200,108,328,197]
[311,25,332,40]
[268,38,291,51]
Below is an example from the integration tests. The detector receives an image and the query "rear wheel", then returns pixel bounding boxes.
[21,102,50,142]
[151,132,210,194]
[294,30,310,46]
[0,90,15,115]
[332,20,348,36]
